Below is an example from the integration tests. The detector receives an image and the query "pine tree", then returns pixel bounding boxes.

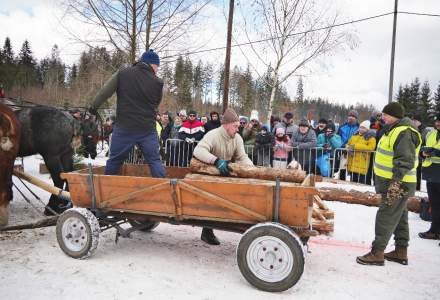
[433,82,440,113]
[216,64,225,105]
[0,37,17,91]
[418,81,432,123]
[193,60,203,105]
[16,40,38,88]
[69,64,78,86]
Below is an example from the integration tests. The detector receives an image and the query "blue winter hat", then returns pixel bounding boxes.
[140,49,160,66]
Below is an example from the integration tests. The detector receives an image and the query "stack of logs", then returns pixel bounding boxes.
[312,194,334,234]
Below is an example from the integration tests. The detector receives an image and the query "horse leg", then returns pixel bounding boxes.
[43,154,66,215]
[60,149,74,209]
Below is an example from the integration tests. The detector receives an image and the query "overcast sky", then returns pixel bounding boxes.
[1,0,439,110]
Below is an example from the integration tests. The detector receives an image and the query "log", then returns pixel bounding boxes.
[189,158,307,183]
[13,169,71,200]
[0,216,58,231]
[317,187,421,213]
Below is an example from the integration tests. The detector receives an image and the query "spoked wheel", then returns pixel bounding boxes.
[128,220,159,232]
[237,223,305,292]
[56,208,100,259]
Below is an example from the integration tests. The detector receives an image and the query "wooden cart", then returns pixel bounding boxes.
[57,164,332,292]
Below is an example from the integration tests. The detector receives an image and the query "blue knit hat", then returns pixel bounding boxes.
[140,49,160,66]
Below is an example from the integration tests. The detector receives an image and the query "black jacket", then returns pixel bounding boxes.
[92,62,163,132]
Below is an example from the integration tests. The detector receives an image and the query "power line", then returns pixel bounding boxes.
[162,12,395,59]
[399,11,440,18]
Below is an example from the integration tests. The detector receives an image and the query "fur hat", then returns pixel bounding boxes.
[348,110,359,119]
[359,120,371,129]
[299,119,309,127]
[382,102,405,119]
[140,49,160,66]
[276,127,285,135]
[222,108,239,124]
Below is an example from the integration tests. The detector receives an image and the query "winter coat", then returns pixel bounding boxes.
[338,121,359,147]
[273,121,298,138]
[291,128,317,149]
[255,132,274,155]
[178,119,205,142]
[374,117,422,194]
[242,124,261,146]
[346,130,377,175]
[91,62,163,132]
[193,126,253,166]
[273,137,291,159]
[422,129,440,183]
[316,133,343,156]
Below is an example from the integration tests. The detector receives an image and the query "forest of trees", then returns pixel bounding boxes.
[396,77,440,125]
[1,37,438,124]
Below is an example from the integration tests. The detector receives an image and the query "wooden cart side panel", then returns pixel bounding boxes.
[179,179,272,222]
[279,187,316,227]
[64,174,175,214]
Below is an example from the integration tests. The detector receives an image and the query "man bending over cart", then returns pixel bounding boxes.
[88,50,165,178]
[193,108,253,245]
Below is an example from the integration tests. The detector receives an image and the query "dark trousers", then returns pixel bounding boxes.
[427,181,440,233]
[350,172,366,184]
[105,125,165,177]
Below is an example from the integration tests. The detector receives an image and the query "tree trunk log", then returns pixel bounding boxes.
[0,216,58,231]
[189,158,307,183]
[317,187,421,213]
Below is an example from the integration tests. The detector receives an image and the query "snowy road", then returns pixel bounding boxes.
[1,155,439,300]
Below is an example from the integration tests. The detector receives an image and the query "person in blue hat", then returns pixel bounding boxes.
[89,49,165,177]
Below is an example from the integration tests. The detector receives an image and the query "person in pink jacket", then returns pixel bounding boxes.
[273,127,292,168]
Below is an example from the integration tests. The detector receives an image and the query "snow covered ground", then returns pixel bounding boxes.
[1,152,439,300]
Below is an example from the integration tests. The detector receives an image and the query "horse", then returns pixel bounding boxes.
[15,105,83,215]
[0,102,21,227]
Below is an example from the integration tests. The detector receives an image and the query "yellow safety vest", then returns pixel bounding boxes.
[422,130,440,167]
[374,125,421,183]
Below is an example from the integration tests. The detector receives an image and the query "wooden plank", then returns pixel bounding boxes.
[100,181,169,208]
[178,181,266,221]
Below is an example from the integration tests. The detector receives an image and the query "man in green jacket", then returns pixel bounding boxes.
[357,102,421,266]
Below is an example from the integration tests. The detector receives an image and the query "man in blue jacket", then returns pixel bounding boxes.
[337,110,360,180]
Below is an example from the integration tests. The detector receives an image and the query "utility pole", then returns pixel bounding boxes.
[388,0,398,103]
[222,0,235,113]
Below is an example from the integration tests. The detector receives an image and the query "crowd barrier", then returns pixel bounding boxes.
[123,139,427,192]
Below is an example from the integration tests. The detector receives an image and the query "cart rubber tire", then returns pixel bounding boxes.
[128,220,160,232]
[237,222,305,292]
[56,208,100,259]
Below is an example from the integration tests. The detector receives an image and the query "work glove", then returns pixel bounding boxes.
[185,137,195,144]
[386,180,407,206]
[215,159,230,176]
[346,144,355,152]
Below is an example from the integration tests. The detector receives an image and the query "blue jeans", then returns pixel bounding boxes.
[105,125,165,178]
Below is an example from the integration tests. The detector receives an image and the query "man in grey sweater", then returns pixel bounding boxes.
[193,108,253,244]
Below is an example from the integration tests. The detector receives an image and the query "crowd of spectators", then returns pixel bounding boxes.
[131,107,435,189]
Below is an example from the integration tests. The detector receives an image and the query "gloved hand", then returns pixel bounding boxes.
[185,137,195,144]
[346,144,355,153]
[386,181,407,206]
[88,106,98,115]
[215,159,230,176]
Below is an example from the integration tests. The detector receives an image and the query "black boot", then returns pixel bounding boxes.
[201,228,220,245]
[418,230,440,240]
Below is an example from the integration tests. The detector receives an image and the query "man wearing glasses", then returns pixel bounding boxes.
[193,108,253,245]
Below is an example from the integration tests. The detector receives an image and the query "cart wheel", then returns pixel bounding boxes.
[237,223,305,292]
[56,208,100,259]
[128,220,160,232]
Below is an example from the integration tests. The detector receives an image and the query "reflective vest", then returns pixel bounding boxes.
[422,130,440,167]
[374,125,421,183]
